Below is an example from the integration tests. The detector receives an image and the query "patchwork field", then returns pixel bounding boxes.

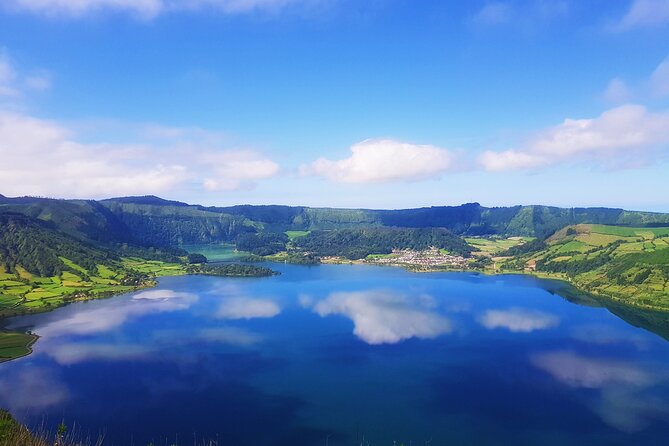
[465,236,531,255]
[0,257,185,317]
[499,224,669,311]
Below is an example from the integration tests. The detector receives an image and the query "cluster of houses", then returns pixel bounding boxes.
[366,248,469,268]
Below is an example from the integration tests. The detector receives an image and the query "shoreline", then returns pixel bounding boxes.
[1,259,667,365]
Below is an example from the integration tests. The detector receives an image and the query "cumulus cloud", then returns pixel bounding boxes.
[216,296,281,319]
[478,307,559,332]
[313,289,452,344]
[478,104,669,171]
[300,138,456,184]
[613,0,669,31]
[4,0,316,18]
[0,111,279,198]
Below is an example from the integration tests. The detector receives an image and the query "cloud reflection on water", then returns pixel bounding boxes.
[216,297,281,320]
[0,367,69,412]
[478,307,559,333]
[532,350,669,432]
[36,290,198,337]
[313,289,452,344]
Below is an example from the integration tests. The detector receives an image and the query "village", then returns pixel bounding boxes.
[364,247,470,269]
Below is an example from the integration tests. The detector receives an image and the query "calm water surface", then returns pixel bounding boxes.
[1,264,669,445]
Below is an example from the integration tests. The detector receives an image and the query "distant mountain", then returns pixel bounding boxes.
[102,195,190,207]
[2,195,669,250]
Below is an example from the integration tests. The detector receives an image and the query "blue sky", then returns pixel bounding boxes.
[0,0,668,211]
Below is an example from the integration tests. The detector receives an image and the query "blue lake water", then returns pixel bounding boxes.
[2,263,669,445]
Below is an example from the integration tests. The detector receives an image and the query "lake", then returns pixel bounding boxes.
[1,263,669,445]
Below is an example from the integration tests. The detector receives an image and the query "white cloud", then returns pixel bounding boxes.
[0,111,279,198]
[202,151,280,191]
[473,2,513,25]
[602,55,669,102]
[313,290,452,344]
[603,77,633,103]
[471,1,568,28]
[216,296,281,319]
[478,307,559,332]
[300,138,455,184]
[0,50,51,97]
[478,104,669,171]
[0,52,19,97]
[24,72,52,91]
[650,56,669,97]
[5,0,315,18]
[614,0,669,31]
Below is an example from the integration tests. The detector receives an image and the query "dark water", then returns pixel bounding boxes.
[2,264,669,445]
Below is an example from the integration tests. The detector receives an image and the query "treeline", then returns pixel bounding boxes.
[292,228,472,260]
[185,263,278,277]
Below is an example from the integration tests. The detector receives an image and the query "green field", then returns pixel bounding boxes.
[0,257,187,319]
[465,237,531,255]
[498,224,669,311]
[285,230,311,241]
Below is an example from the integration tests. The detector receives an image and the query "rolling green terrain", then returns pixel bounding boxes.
[495,224,669,311]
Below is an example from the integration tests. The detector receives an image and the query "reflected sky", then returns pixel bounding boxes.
[478,307,560,333]
[1,265,669,445]
[312,289,452,344]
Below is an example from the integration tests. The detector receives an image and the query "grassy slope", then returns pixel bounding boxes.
[496,224,669,311]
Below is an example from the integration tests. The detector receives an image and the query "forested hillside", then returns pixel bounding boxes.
[0,213,115,277]
[292,227,473,260]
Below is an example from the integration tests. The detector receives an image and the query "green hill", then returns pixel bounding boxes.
[497,224,669,310]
